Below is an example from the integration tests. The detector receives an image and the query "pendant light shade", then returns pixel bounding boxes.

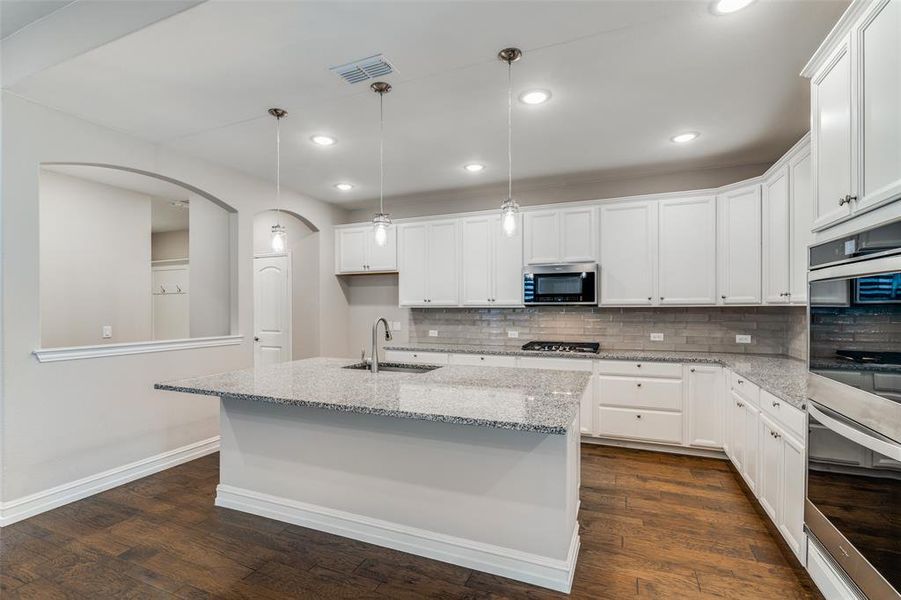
[498,47,521,237]
[371,81,392,247]
[268,107,288,252]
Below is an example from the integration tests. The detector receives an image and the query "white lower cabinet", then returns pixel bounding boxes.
[518,356,595,435]
[448,353,516,367]
[686,365,724,449]
[597,407,683,445]
[383,350,449,365]
[779,430,807,562]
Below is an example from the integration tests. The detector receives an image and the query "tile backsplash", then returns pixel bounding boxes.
[410,306,808,356]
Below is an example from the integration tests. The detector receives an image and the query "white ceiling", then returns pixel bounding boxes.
[0,0,74,39]
[10,0,848,207]
[43,164,191,232]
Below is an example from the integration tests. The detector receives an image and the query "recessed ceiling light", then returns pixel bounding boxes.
[518,90,551,105]
[711,0,755,15]
[311,135,337,146]
[334,183,354,191]
[463,163,485,173]
[671,131,700,144]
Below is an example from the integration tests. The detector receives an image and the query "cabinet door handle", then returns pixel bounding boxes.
[480,356,485,361]
[737,379,744,384]
[637,383,642,388]
[254,336,260,342]
[636,363,641,368]
[690,368,696,373]
[847,194,858,203]
[772,400,780,408]
[721,295,727,300]
[659,296,665,301]
[647,297,652,301]
[636,414,642,419]
[773,432,781,439]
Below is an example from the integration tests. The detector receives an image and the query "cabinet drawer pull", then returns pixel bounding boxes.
[772,400,780,408]
[690,368,695,373]
[479,356,485,361]
[737,379,744,384]
[647,297,652,301]
[721,295,727,300]
[636,363,641,368]
[637,383,642,388]
[636,414,642,419]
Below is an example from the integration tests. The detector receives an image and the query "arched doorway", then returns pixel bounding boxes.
[252,209,320,366]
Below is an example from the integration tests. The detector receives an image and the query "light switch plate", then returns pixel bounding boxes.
[736,334,752,344]
[507,330,519,338]
[428,330,438,337]
[650,333,664,341]
[102,325,113,339]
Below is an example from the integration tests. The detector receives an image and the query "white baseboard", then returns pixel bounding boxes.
[582,436,729,460]
[0,436,220,527]
[216,484,579,593]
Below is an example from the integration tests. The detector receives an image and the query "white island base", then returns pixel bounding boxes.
[214,397,582,592]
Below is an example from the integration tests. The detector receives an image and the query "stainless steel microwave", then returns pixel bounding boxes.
[523,263,597,305]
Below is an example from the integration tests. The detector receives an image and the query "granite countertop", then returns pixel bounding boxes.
[156,357,590,435]
[386,343,809,410]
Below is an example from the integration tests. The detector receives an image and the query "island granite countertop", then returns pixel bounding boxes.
[385,343,809,410]
[156,357,590,435]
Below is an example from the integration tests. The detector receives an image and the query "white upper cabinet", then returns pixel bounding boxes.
[335,225,397,274]
[600,200,657,305]
[811,34,855,229]
[657,195,717,305]
[763,166,791,304]
[718,185,762,304]
[789,146,813,304]
[460,215,523,307]
[523,206,597,264]
[398,220,459,306]
[856,0,901,212]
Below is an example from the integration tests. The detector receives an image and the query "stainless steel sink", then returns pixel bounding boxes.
[342,361,442,374]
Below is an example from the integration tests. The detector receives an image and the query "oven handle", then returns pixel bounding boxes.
[809,402,901,461]
[808,253,901,282]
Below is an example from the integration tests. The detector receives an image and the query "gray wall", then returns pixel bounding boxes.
[39,169,153,347]
[406,306,807,356]
[151,229,188,261]
[189,193,235,338]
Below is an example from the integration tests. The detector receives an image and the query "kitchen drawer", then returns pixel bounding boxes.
[517,356,593,372]
[730,371,760,406]
[760,389,805,439]
[384,350,449,365]
[596,360,682,379]
[597,406,683,445]
[597,376,683,411]
[449,353,517,368]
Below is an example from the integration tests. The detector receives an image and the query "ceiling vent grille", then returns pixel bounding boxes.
[330,54,395,84]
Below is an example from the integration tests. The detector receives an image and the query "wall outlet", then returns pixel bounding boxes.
[102,325,112,339]
[650,332,664,342]
[428,330,438,337]
[736,334,752,344]
[391,321,402,331]
[507,330,519,338]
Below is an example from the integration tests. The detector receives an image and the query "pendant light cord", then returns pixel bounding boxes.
[275,114,282,226]
[507,59,513,202]
[379,90,385,215]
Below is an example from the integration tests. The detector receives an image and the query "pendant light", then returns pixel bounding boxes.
[269,107,288,253]
[498,47,522,237]
[371,81,392,247]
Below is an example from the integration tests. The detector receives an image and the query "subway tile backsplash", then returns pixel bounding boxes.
[409,306,808,356]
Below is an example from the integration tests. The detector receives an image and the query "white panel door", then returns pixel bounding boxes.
[461,217,493,306]
[728,391,746,470]
[427,221,459,306]
[658,195,716,305]
[789,147,813,304]
[523,210,560,264]
[600,201,657,305]
[494,214,524,306]
[686,365,723,449]
[337,228,367,273]
[366,226,397,271]
[398,223,429,306]
[779,430,807,562]
[758,415,782,521]
[253,255,291,367]
[763,166,791,304]
[812,35,854,228]
[560,206,597,263]
[718,185,761,304]
[857,0,901,212]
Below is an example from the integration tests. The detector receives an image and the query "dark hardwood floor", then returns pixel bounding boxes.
[0,444,823,599]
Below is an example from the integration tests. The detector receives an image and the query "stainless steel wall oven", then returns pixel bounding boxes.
[807,218,901,600]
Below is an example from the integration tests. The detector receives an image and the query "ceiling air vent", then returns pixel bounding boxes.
[330,54,395,84]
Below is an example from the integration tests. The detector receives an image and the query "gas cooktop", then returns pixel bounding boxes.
[521,341,600,354]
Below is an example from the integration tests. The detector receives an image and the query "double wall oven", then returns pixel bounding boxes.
[807,218,901,600]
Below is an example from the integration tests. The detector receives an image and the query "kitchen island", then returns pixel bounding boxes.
[156,357,591,592]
